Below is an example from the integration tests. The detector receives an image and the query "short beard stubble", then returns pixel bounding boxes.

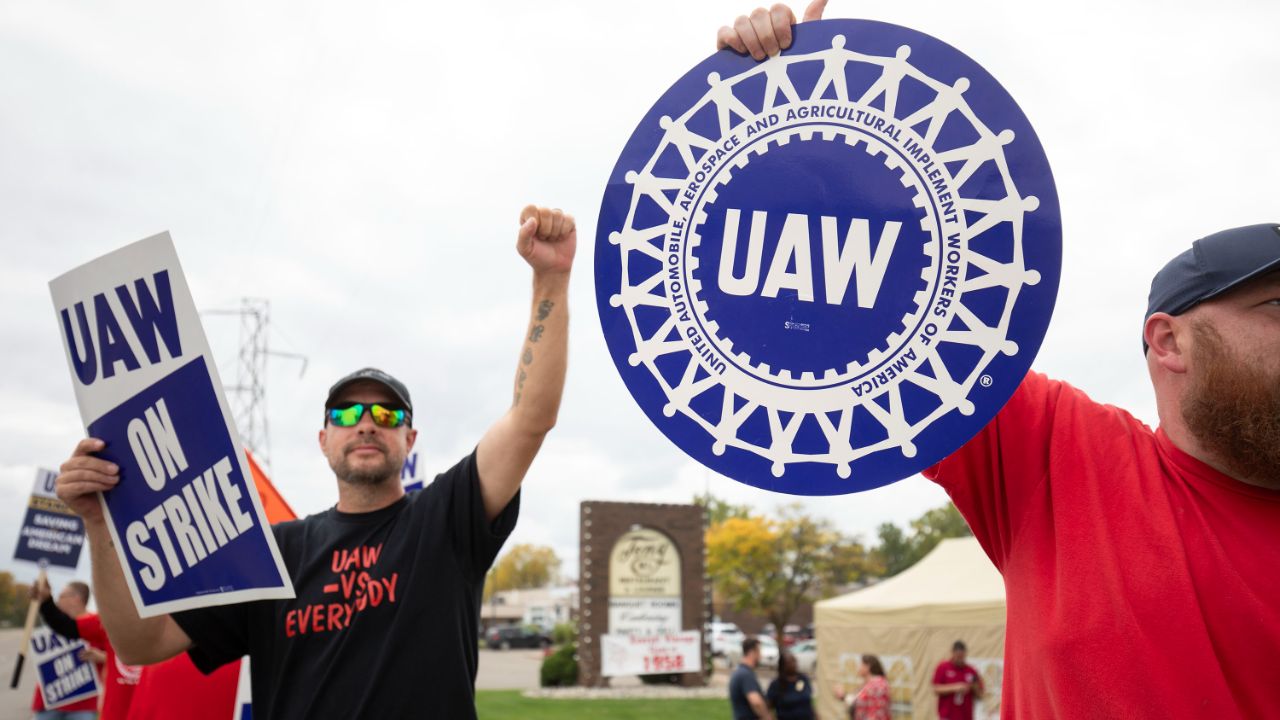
[330,435,403,487]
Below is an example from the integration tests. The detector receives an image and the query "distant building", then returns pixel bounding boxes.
[481,585,578,632]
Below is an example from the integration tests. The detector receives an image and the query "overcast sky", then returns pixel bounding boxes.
[2,0,1277,587]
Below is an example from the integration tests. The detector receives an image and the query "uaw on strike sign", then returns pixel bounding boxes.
[596,20,1061,494]
[30,626,99,709]
[49,233,293,616]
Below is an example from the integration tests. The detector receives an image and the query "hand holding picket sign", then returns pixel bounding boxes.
[55,438,118,524]
[716,0,827,59]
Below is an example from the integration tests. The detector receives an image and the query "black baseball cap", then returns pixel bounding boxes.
[1144,223,1280,352]
[325,367,413,417]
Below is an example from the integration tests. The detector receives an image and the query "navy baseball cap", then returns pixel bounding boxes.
[1144,223,1280,351]
[325,367,413,416]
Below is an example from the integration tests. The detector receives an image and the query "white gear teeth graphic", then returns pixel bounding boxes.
[687,125,933,385]
[605,32,1047,485]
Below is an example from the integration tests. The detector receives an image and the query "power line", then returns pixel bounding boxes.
[202,298,307,471]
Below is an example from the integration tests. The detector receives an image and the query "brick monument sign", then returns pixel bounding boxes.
[577,501,707,687]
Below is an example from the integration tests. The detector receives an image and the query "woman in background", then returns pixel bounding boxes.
[766,652,817,720]
[833,654,890,720]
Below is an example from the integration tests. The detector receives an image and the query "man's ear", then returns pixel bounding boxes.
[318,428,327,449]
[405,428,418,453]
[1145,312,1188,374]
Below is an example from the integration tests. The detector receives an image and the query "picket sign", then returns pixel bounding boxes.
[49,233,293,617]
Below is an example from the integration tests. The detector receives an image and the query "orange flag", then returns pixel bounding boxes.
[245,450,297,524]
[127,450,295,720]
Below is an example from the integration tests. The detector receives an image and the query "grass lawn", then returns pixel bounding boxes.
[475,690,725,719]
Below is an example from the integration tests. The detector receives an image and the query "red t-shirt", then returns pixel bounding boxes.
[75,613,141,720]
[127,653,240,720]
[931,660,981,720]
[926,372,1280,718]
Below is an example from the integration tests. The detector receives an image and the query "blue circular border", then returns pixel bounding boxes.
[595,19,1061,495]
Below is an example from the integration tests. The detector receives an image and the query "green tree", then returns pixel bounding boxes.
[872,522,916,576]
[873,502,973,577]
[707,504,879,643]
[484,544,562,601]
[826,534,884,587]
[692,492,752,525]
[909,503,972,559]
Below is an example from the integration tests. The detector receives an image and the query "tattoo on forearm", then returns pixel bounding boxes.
[515,301,553,406]
[515,367,528,406]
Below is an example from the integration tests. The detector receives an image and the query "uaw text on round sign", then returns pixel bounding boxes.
[665,100,965,390]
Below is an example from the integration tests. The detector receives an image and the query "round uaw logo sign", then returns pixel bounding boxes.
[595,19,1060,495]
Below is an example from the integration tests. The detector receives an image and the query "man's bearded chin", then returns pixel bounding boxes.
[1182,321,1280,487]
[331,438,403,486]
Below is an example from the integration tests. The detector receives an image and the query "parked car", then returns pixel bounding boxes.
[756,634,780,668]
[485,625,551,650]
[782,624,805,647]
[790,639,818,675]
[706,621,746,657]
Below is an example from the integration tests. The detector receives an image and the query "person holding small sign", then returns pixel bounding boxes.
[718,5,1280,718]
[28,580,100,720]
[31,577,140,720]
[54,205,575,719]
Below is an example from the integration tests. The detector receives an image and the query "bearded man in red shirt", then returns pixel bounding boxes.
[717,6,1279,716]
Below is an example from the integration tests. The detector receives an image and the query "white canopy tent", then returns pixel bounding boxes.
[813,537,1006,719]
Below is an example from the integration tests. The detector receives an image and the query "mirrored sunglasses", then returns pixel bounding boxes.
[326,403,409,429]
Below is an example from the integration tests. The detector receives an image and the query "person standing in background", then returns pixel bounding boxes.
[766,652,816,720]
[833,655,890,720]
[730,637,773,720]
[933,641,983,720]
[29,579,119,720]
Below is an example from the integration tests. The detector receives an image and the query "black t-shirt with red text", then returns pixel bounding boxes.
[172,451,517,719]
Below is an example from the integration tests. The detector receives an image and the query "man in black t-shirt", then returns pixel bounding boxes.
[54,205,577,719]
[729,638,773,720]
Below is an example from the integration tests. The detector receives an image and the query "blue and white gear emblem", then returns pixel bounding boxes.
[595,19,1061,495]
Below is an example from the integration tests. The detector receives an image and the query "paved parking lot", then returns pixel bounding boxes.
[475,647,546,690]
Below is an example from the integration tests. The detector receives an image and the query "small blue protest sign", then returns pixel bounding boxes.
[13,468,85,570]
[49,233,293,617]
[595,19,1061,495]
[31,627,100,709]
[401,449,425,493]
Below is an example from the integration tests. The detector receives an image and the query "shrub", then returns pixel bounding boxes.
[540,643,578,687]
[551,621,576,646]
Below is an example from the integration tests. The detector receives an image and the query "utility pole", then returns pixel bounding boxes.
[203,298,307,471]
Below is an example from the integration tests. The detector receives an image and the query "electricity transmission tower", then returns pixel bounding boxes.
[203,298,307,471]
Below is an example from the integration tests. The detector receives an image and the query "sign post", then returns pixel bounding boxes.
[8,566,47,689]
